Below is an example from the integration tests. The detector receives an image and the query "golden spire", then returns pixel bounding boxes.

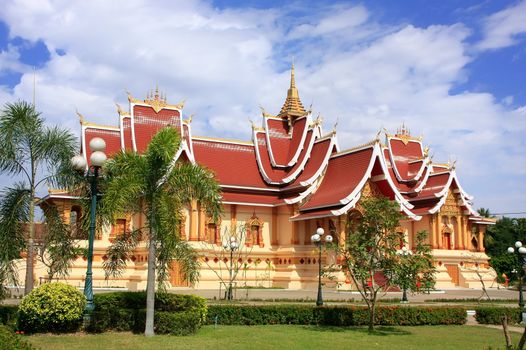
[278,62,306,118]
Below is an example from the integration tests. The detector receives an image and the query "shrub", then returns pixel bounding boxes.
[18,282,85,333]
[134,310,202,335]
[475,307,521,325]
[0,305,18,328]
[0,324,35,350]
[87,292,206,335]
[207,305,467,326]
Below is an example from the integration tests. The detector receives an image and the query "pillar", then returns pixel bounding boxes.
[271,207,279,246]
[189,200,198,241]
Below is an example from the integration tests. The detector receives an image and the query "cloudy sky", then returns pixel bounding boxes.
[0,0,525,216]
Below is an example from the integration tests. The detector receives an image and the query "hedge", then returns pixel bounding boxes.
[0,305,18,328]
[475,307,521,325]
[87,292,206,335]
[0,325,35,350]
[207,305,467,326]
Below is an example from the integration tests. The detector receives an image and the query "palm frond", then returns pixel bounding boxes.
[166,163,222,220]
[103,228,143,279]
[0,183,30,262]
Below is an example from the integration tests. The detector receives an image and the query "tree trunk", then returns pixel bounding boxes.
[144,228,157,337]
[24,188,36,294]
[368,300,376,332]
[501,315,512,349]
[518,325,526,350]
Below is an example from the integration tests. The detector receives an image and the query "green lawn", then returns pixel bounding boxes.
[27,325,517,350]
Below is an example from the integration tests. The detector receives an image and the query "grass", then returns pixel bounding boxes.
[26,325,518,350]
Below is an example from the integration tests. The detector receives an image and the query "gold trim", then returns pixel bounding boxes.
[193,135,254,145]
[115,103,130,117]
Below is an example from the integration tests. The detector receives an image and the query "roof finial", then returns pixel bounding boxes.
[290,60,296,89]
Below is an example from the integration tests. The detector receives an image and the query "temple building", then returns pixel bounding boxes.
[37,66,496,290]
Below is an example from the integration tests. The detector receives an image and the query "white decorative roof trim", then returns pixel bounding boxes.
[289,211,335,221]
[287,116,310,166]
[252,129,282,185]
[428,193,448,214]
[433,172,455,198]
[298,136,336,187]
[338,145,378,205]
[386,136,425,183]
[263,117,288,168]
[375,143,415,210]
[412,163,432,192]
[129,102,138,152]
[332,192,362,216]
[221,185,280,192]
[192,136,254,147]
[281,130,316,183]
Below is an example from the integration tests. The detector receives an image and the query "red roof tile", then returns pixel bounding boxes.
[301,147,375,211]
[132,105,181,153]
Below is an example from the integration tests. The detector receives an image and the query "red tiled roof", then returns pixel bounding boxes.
[287,117,308,165]
[193,138,271,189]
[287,136,333,188]
[122,117,133,151]
[132,105,181,153]
[290,208,338,221]
[388,138,424,182]
[84,127,121,166]
[221,191,281,206]
[300,147,375,211]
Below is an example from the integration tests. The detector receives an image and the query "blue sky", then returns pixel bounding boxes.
[0,0,525,216]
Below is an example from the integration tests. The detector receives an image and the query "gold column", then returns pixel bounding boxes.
[290,205,299,245]
[339,215,347,248]
[189,200,198,241]
[456,216,463,250]
[271,207,279,246]
[478,226,485,252]
[198,204,206,241]
[431,215,438,249]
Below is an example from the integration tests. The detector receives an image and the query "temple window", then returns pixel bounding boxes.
[70,206,84,239]
[206,220,221,245]
[245,215,264,248]
[443,232,452,250]
[471,237,479,251]
[110,219,127,241]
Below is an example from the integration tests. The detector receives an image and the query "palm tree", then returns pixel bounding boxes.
[0,101,76,294]
[100,127,221,336]
[477,208,492,218]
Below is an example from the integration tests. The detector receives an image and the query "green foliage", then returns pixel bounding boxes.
[339,197,406,331]
[392,231,436,293]
[483,217,526,282]
[474,307,521,325]
[134,310,202,335]
[0,100,78,293]
[0,305,18,329]
[18,282,85,333]
[86,292,206,335]
[207,305,467,326]
[0,324,35,350]
[99,127,221,335]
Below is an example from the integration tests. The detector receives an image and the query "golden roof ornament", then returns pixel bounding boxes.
[76,109,85,125]
[277,62,307,118]
[259,105,275,118]
[396,122,412,145]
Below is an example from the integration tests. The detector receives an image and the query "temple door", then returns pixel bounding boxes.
[170,261,189,287]
[442,232,451,250]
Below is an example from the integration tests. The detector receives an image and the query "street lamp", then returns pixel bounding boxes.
[71,137,107,322]
[311,227,333,306]
[507,241,526,323]
[223,236,239,301]
[397,246,412,303]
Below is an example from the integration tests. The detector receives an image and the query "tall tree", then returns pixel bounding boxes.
[101,127,221,336]
[339,196,432,332]
[0,101,76,294]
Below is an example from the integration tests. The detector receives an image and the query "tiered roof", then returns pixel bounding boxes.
[72,66,486,224]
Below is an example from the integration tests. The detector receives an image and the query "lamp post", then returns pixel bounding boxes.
[397,246,412,303]
[507,241,526,323]
[71,137,107,322]
[223,237,239,301]
[311,227,333,306]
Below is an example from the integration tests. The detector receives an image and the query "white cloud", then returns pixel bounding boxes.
[0,0,524,214]
[477,0,526,50]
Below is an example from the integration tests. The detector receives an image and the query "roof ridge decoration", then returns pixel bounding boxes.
[277,63,307,119]
[115,102,130,117]
[127,88,185,113]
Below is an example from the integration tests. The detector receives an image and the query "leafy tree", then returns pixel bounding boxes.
[392,231,436,300]
[484,217,526,283]
[0,101,76,294]
[339,196,403,332]
[100,127,221,336]
[477,208,492,218]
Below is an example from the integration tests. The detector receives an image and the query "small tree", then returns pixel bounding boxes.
[201,225,253,300]
[339,196,403,332]
[392,231,436,301]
